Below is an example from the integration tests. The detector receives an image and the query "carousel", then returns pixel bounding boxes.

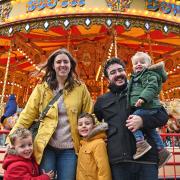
[0,0,180,177]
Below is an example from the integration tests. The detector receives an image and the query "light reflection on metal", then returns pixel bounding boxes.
[96,65,102,81]
[0,43,12,116]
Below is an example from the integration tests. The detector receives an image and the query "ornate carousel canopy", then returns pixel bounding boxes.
[0,0,180,108]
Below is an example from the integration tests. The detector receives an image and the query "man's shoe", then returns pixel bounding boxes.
[158,148,172,169]
[133,140,152,159]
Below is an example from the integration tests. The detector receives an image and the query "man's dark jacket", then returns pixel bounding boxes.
[94,85,168,165]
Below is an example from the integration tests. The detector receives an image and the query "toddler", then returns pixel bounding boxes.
[128,52,171,168]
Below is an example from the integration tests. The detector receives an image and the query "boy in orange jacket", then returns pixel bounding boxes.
[76,112,112,180]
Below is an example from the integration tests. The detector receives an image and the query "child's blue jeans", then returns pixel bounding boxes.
[133,108,164,150]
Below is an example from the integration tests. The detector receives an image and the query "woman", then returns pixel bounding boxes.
[8,48,93,180]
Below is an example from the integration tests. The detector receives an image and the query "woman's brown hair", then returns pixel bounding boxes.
[41,48,80,91]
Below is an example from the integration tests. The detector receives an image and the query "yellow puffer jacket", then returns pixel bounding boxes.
[8,82,93,164]
[76,126,112,180]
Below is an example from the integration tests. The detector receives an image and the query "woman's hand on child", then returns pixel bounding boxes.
[42,169,54,179]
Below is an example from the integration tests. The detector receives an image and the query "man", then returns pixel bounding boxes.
[94,57,168,180]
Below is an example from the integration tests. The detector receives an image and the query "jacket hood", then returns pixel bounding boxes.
[86,122,108,140]
[7,147,17,155]
[148,61,167,82]
[3,154,32,170]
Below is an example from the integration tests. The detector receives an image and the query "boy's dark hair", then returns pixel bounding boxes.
[9,128,32,146]
[103,57,126,78]
[78,112,96,125]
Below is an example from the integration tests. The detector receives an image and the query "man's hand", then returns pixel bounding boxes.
[126,115,143,132]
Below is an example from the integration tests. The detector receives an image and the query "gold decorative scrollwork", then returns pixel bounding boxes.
[105,0,132,12]
[0,15,179,36]
[0,2,12,22]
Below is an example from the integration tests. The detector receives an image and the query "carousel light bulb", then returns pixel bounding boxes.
[132,9,136,13]
[144,10,149,15]
[107,7,111,12]
[94,8,99,12]
[156,13,160,17]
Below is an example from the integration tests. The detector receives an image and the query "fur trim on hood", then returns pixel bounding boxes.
[86,122,108,139]
[148,61,167,82]
[6,147,17,155]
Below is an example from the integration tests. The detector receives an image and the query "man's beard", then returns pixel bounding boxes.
[108,75,128,93]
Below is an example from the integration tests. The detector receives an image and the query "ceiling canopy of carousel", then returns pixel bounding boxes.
[0,0,180,106]
[0,24,179,70]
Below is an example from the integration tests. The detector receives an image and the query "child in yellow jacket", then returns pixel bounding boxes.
[76,112,112,180]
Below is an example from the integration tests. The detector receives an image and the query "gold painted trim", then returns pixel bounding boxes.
[0,13,179,36]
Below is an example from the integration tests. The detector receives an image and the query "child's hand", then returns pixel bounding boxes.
[42,169,54,179]
[135,99,144,107]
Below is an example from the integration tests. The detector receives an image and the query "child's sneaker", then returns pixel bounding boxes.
[158,148,172,169]
[133,140,152,159]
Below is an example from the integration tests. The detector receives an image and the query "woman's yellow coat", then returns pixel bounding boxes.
[9,82,93,164]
